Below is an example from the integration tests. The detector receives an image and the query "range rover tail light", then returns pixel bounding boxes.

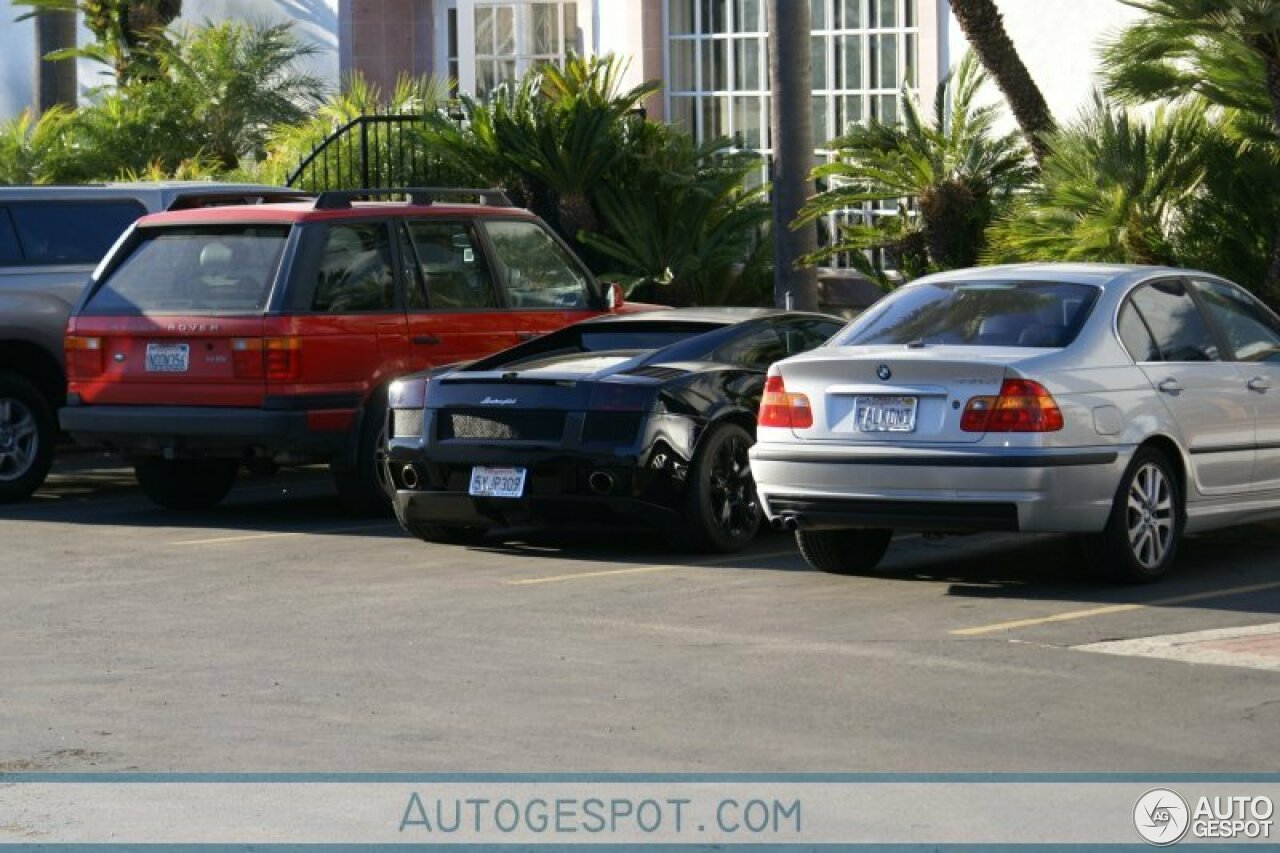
[231,337,302,382]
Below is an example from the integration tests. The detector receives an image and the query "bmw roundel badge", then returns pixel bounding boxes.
[877,364,892,382]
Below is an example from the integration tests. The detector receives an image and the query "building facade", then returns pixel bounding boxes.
[2,0,1142,154]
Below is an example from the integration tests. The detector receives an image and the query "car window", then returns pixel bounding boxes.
[8,200,144,265]
[0,209,21,264]
[82,225,289,315]
[312,223,396,313]
[780,317,843,355]
[714,325,787,369]
[839,281,1099,348]
[406,220,497,310]
[1117,301,1160,362]
[1190,278,1280,363]
[484,219,591,309]
[1126,280,1220,362]
[397,223,427,310]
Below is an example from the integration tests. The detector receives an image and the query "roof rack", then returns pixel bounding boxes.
[164,189,315,211]
[312,187,515,211]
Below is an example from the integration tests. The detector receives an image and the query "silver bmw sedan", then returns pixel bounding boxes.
[750,263,1280,583]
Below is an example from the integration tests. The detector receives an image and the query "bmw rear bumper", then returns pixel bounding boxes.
[749,443,1134,534]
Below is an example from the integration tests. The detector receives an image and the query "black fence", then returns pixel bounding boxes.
[285,114,470,192]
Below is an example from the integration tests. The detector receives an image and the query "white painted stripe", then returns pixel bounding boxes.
[1076,622,1280,672]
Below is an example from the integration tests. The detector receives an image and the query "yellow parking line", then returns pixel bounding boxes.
[172,523,393,546]
[507,548,800,586]
[951,580,1280,636]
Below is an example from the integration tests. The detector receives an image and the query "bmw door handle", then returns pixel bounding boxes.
[1248,376,1272,393]
[1157,378,1182,394]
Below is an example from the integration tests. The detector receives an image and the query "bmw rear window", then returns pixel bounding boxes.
[840,281,1100,348]
[83,225,289,315]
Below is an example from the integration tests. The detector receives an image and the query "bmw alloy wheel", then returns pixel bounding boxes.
[1126,462,1175,570]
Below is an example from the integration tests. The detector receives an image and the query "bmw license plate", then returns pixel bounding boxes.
[468,466,527,498]
[854,396,918,432]
[145,343,190,373]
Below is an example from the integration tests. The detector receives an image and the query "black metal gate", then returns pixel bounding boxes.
[285,114,469,192]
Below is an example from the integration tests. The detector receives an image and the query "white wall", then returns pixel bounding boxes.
[942,0,1144,124]
[0,0,339,121]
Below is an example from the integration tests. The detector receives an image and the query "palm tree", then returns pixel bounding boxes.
[422,54,658,245]
[16,0,182,82]
[984,97,1212,266]
[0,107,76,184]
[578,127,770,306]
[947,0,1054,166]
[1102,0,1280,302]
[154,21,325,169]
[796,53,1034,277]
[766,0,819,310]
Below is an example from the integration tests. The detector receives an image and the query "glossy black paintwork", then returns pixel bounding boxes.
[386,308,843,531]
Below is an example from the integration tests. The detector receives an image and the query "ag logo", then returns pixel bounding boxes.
[876,364,892,382]
[1134,788,1190,845]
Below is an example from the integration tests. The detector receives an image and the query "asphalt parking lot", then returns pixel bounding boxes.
[2,452,1279,774]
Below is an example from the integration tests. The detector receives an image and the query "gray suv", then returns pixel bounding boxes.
[0,182,304,502]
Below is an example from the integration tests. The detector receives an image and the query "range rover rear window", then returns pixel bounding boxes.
[83,225,289,315]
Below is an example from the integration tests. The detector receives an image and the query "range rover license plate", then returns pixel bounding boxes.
[469,466,527,498]
[145,343,190,373]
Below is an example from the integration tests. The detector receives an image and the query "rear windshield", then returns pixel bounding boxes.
[83,225,289,315]
[840,281,1100,348]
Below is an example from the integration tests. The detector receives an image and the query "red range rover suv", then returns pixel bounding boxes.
[60,188,655,512]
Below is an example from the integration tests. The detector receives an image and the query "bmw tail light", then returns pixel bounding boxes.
[65,336,103,378]
[759,372,813,429]
[962,378,1063,432]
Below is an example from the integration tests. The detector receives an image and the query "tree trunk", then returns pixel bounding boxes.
[1258,48,1280,309]
[949,0,1054,166]
[33,9,77,113]
[766,0,820,311]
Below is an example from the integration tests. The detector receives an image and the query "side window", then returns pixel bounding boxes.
[406,220,497,310]
[780,318,844,355]
[1117,301,1160,363]
[9,200,144,264]
[397,223,427,310]
[311,223,395,313]
[0,208,21,264]
[1127,280,1220,362]
[1190,278,1280,363]
[484,219,591,309]
[716,325,787,369]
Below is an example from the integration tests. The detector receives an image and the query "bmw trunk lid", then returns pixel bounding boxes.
[774,347,1031,443]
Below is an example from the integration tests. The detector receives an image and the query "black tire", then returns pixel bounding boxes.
[795,528,894,575]
[680,422,761,553]
[392,498,487,545]
[134,457,239,510]
[0,372,56,503]
[1083,447,1183,584]
[332,394,393,516]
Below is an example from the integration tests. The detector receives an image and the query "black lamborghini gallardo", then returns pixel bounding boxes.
[385,308,842,552]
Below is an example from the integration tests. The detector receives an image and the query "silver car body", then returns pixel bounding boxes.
[751,263,1280,537]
